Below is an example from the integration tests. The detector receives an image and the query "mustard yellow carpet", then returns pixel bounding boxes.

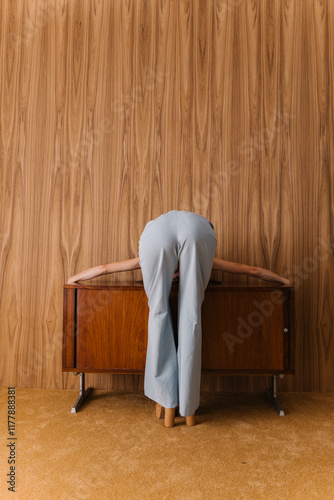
[1,387,334,499]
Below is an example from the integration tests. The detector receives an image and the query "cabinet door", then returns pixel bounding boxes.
[201,290,287,372]
[76,289,149,371]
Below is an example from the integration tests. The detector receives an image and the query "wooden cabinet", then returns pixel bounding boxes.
[63,281,295,414]
[201,287,294,373]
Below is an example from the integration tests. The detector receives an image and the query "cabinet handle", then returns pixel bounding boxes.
[283,328,288,333]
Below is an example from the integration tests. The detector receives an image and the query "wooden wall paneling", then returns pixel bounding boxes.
[161,1,178,214]
[59,0,90,389]
[86,0,109,268]
[76,0,112,391]
[121,0,140,256]
[0,0,333,394]
[308,0,334,391]
[288,0,333,392]
[297,0,317,392]
[191,0,212,220]
[228,0,271,391]
[0,1,23,387]
[254,0,291,392]
[174,0,191,213]
[277,0,298,391]
[201,0,229,392]
[207,0,227,246]
[214,1,236,281]
[325,0,334,390]
[133,0,155,218]
[242,0,262,281]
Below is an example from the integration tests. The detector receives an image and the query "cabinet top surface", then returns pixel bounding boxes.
[64,280,294,291]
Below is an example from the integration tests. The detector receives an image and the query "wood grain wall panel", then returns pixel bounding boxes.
[176,1,192,213]
[275,0,298,391]
[0,0,333,394]
[307,0,334,392]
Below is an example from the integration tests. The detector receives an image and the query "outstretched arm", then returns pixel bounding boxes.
[67,257,141,284]
[212,257,291,285]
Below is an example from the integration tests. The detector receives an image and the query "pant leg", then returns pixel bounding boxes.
[139,214,179,409]
[176,212,217,417]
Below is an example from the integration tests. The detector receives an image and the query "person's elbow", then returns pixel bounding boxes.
[100,264,109,275]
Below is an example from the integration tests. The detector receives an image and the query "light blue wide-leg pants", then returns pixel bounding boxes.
[139,210,217,417]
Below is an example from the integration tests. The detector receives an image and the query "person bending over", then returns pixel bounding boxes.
[67,211,291,427]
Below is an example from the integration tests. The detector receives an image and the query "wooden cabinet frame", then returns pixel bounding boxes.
[63,282,295,415]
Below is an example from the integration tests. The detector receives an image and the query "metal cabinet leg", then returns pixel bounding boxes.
[264,375,285,416]
[71,372,93,413]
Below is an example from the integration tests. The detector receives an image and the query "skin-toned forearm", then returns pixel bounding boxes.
[212,257,291,285]
[212,258,257,276]
[67,257,141,284]
[251,266,291,285]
